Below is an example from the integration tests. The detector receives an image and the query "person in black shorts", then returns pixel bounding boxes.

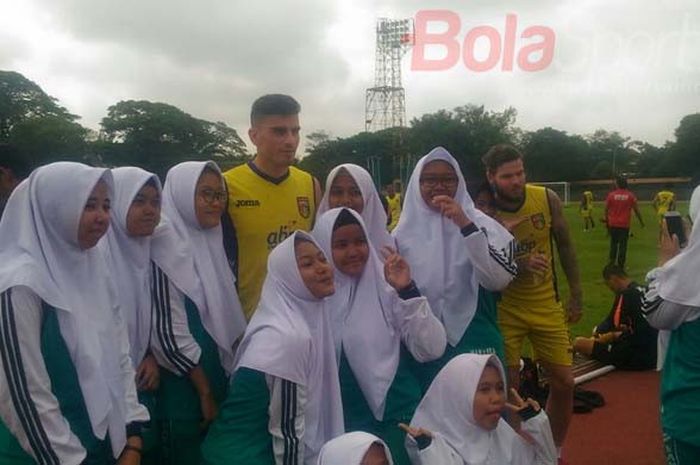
[574,264,657,370]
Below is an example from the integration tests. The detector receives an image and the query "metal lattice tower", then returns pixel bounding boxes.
[365,18,414,132]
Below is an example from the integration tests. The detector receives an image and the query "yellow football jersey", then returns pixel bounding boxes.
[583,191,593,209]
[654,190,675,215]
[498,185,558,306]
[224,162,316,320]
[387,193,401,231]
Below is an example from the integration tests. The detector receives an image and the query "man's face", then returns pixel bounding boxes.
[248,114,300,168]
[487,158,526,203]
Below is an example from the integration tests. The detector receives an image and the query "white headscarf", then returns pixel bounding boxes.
[317,164,395,252]
[410,354,516,464]
[658,184,700,306]
[236,231,344,462]
[392,147,513,346]
[312,207,400,421]
[317,431,394,465]
[151,161,246,374]
[0,162,129,457]
[100,167,161,369]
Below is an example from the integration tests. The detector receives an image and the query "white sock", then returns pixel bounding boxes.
[557,447,562,458]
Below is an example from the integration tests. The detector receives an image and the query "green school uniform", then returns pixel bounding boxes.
[157,297,229,465]
[0,304,113,465]
[411,287,505,393]
[661,318,700,450]
[201,367,275,465]
[340,345,423,465]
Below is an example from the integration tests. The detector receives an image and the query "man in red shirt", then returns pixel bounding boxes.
[605,176,645,267]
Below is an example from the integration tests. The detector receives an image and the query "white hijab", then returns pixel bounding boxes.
[313,207,401,421]
[151,161,246,374]
[392,147,513,346]
[317,431,394,465]
[318,164,395,252]
[236,231,344,463]
[0,162,129,457]
[658,184,700,307]
[410,354,516,465]
[101,167,161,369]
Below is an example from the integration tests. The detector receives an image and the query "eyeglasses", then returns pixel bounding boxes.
[199,189,227,204]
[419,176,459,188]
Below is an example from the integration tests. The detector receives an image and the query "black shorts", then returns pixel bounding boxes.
[592,339,654,370]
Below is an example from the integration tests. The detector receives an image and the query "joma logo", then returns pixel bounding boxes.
[235,199,261,207]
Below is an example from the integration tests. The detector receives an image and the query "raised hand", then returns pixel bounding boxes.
[505,388,541,416]
[399,423,433,441]
[381,246,412,291]
[432,195,471,229]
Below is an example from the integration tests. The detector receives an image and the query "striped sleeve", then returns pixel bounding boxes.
[642,268,700,330]
[0,287,85,465]
[464,229,517,291]
[267,375,306,465]
[150,263,201,376]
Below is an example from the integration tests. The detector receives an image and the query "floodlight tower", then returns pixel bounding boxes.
[365,18,414,132]
[365,18,414,188]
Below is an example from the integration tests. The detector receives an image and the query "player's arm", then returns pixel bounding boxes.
[632,199,645,227]
[548,189,583,323]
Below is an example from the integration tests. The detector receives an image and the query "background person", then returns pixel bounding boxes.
[605,175,644,267]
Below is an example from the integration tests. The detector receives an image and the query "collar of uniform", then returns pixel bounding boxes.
[248,160,290,185]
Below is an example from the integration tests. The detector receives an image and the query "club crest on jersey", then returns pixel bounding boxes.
[531,213,546,230]
[297,196,311,219]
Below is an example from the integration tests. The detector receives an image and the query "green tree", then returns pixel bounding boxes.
[0,71,78,141]
[521,128,591,181]
[99,100,249,176]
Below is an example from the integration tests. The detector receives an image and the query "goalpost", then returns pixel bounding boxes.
[532,182,570,206]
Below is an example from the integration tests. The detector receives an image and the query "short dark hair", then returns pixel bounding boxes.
[250,94,300,126]
[602,263,627,280]
[615,175,628,189]
[482,144,523,173]
[0,144,32,178]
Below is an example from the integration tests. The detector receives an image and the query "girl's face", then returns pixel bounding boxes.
[419,160,459,211]
[295,240,335,298]
[78,180,111,250]
[195,170,226,229]
[328,172,364,214]
[126,183,161,237]
[472,365,506,431]
[361,443,390,465]
[331,224,369,278]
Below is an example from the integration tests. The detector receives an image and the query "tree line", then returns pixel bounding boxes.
[2,70,698,184]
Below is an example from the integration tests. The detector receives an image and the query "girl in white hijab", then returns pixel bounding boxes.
[318,431,393,465]
[641,185,700,463]
[402,354,556,465]
[100,166,163,464]
[317,164,395,252]
[150,161,246,465]
[392,147,516,390]
[312,207,445,465]
[0,162,149,465]
[202,231,344,465]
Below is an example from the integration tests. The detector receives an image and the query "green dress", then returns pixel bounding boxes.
[201,367,275,465]
[411,287,505,393]
[156,297,229,465]
[340,345,423,465]
[0,304,114,465]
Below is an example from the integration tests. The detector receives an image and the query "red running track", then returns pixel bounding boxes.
[563,370,665,465]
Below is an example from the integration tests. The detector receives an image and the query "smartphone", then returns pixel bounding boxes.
[664,211,687,248]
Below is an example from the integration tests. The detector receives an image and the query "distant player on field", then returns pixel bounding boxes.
[579,190,595,232]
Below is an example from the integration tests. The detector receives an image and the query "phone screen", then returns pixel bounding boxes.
[664,212,687,247]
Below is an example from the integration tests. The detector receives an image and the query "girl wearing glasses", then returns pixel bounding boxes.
[150,161,246,465]
[392,147,517,391]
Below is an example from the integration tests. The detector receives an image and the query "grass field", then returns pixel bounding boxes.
[557,201,688,338]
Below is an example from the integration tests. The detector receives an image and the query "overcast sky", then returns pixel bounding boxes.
[1,0,698,151]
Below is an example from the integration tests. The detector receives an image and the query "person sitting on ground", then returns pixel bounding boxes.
[401,353,556,465]
[318,432,393,465]
[573,264,657,370]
